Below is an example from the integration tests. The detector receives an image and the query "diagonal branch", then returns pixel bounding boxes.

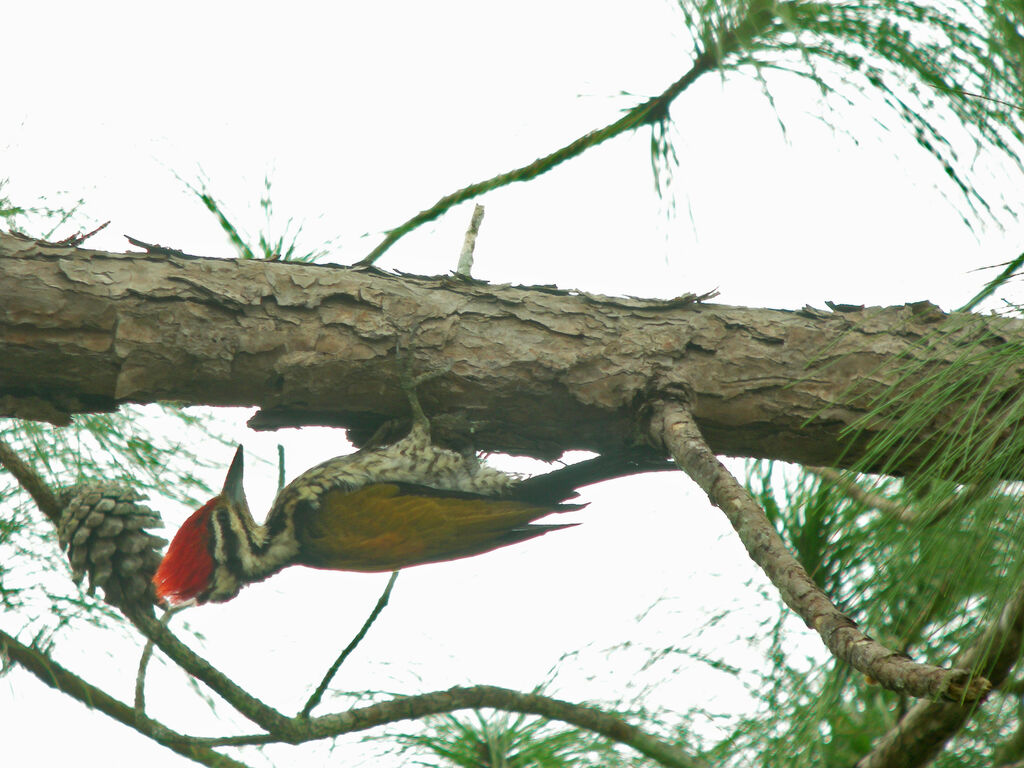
[0,628,254,768]
[356,0,779,265]
[299,570,399,718]
[355,54,712,266]
[646,396,990,703]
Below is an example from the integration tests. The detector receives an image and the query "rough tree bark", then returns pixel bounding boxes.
[1,231,1020,473]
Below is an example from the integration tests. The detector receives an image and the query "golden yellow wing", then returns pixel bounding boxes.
[293,483,576,572]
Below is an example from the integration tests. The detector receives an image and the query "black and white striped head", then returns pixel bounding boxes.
[154,446,272,604]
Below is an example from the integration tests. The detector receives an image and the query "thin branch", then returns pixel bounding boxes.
[300,570,399,718]
[277,444,286,492]
[0,628,254,768]
[856,582,1024,768]
[646,397,990,703]
[136,606,185,713]
[356,1,783,265]
[356,51,716,266]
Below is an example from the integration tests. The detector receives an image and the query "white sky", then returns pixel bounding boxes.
[3,2,1023,767]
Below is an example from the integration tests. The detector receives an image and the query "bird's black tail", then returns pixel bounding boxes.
[510,448,675,505]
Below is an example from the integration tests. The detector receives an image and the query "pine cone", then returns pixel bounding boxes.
[57,483,166,614]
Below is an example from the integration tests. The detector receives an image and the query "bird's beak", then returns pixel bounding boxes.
[222,445,246,505]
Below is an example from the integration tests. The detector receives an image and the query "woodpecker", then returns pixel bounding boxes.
[154,418,672,605]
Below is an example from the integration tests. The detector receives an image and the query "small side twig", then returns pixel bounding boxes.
[277,444,286,492]
[300,570,399,718]
[136,606,186,713]
[647,397,991,703]
[455,203,485,278]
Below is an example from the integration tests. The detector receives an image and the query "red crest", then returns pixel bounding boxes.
[153,498,218,604]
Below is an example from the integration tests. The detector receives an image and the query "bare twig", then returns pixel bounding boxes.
[0,628,254,768]
[300,570,400,718]
[455,204,485,278]
[356,0,780,265]
[277,444,286,492]
[357,58,714,266]
[856,582,1024,768]
[646,397,990,703]
[136,606,186,713]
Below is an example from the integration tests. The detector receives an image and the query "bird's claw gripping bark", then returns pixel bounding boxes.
[399,361,453,437]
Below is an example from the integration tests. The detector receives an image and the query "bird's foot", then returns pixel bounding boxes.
[400,362,452,439]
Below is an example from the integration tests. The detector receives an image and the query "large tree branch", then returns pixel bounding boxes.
[3,233,1022,473]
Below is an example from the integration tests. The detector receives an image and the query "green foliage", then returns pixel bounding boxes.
[180,173,334,262]
[396,707,661,768]
[841,316,1024,662]
[0,178,85,239]
[654,0,1024,225]
[733,460,1024,766]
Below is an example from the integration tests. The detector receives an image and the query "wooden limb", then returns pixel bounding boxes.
[855,582,1024,768]
[299,570,399,718]
[646,397,991,703]
[0,628,255,768]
